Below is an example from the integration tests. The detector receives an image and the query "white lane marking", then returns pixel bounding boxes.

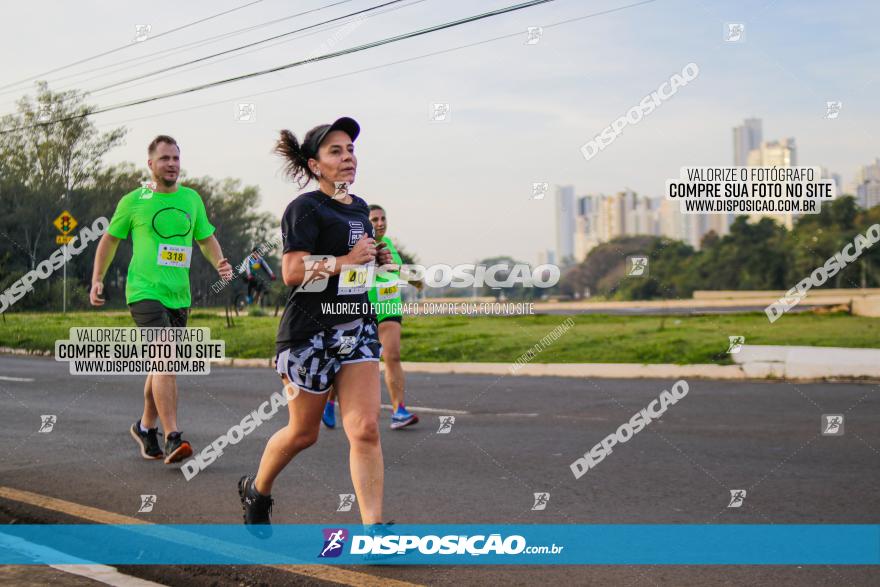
[0,376,34,382]
[0,532,162,586]
[381,404,469,415]
[50,565,165,587]
[380,405,538,417]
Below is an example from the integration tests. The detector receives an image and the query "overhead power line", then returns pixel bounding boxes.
[0,0,265,92]
[93,0,658,132]
[88,0,428,102]
[1,0,658,134]
[84,0,411,96]
[0,0,361,100]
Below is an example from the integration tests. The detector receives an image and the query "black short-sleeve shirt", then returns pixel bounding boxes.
[275,190,377,353]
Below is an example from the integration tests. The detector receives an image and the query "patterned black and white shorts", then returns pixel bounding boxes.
[275,319,381,394]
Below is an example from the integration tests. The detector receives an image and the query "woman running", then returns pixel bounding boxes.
[239,117,392,530]
[367,204,418,428]
[322,206,420,430]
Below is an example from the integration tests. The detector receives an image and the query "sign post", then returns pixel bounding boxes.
[53,211,77,314]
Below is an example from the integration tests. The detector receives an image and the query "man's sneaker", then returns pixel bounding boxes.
[130,420,163,460]
[390,405,419,430]
[239,475,273,537]
[163,432,193,464]
[322,401,336,429]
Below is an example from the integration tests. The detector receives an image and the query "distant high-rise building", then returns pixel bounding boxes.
[555,185,575,266]
[733,118,762,166]
[574,195,602,261]
[537,250,556,266]
[747,138,797,168]
[855,158,880,209]
[747,138,797,229]
[725,118,763,234]
[820,167,843,198]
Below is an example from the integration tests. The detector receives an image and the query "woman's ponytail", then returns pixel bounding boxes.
[274,129,316,188]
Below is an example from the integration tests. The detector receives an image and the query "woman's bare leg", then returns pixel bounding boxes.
[335,361,384,524]
[254,377,325,495]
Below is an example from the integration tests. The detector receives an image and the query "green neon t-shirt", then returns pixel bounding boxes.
[108,185,215,309]
[368,235,403,319]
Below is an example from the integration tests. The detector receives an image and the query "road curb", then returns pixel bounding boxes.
[3,347,878,381]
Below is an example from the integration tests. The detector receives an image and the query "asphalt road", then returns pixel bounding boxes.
[1,355,878,586]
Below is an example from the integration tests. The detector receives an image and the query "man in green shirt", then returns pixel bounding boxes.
[90,135,233,464]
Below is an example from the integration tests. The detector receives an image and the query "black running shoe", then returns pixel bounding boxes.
[239,475,273,537]
[130,420,163,460]
[163,431,193,464]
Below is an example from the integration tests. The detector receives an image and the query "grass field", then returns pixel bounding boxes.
[1,310,879,364]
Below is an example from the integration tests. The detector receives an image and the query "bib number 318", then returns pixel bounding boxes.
[157,244,192,268]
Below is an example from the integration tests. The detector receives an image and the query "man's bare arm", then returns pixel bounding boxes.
[90,233,121,306]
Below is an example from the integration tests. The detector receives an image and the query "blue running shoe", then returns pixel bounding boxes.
[390,404,418,430]
[322,400,336,429]
[362,521,399,563]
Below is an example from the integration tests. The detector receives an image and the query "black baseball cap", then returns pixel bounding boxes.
[303,116,360,159]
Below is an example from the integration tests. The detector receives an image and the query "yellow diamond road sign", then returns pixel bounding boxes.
[53,211,77,235]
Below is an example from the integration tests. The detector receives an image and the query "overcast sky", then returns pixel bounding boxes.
[1,0,877,265]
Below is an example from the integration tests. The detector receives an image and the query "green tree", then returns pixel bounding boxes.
[0,82,125,273]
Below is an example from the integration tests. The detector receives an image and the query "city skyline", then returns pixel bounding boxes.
[551,114,879,264]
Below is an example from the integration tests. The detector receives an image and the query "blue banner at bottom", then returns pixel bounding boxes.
[1,525,878,565]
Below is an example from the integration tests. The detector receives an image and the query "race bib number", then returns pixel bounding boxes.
[338,265,369,295]
[377,284,399,301]
[157,244,191,268]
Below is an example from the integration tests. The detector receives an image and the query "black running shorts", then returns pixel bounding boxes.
[129,299,189,328]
